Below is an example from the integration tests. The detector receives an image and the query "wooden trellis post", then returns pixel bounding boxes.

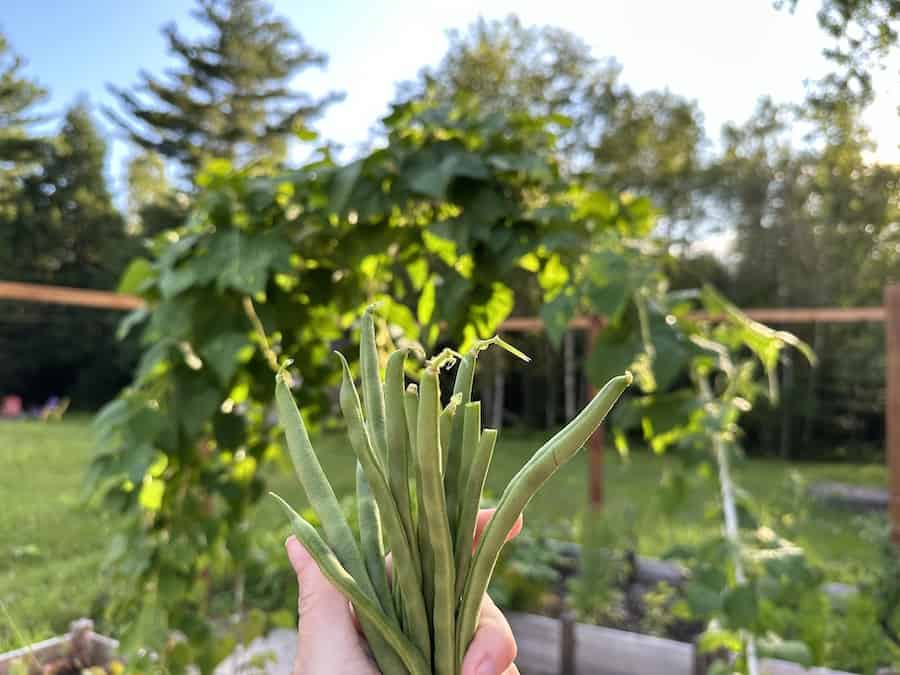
[586,316,605,511]
[886,285,900,544]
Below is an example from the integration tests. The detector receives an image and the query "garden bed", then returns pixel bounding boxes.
[0,620,118,675]
[213,613,858,675]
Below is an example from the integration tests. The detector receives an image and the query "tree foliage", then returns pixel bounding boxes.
[0,104,137,407]
[402,15,707,239]
[0,33,47,216]
[778,0,900,104]
[105,0,341,176]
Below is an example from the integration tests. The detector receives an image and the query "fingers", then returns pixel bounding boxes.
[473,508,523,551]
[461,594,518,675]
[286,536,369,671]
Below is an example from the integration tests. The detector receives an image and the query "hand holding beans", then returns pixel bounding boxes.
[271,305,630,675]
[287,508,523,675]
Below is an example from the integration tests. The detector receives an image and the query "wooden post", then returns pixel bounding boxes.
[886,285,900,545]
[586,316,604,510]
[560,608,577,675]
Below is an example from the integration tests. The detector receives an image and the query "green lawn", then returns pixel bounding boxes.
[0,418,887,652]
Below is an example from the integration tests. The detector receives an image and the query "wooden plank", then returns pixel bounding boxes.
[0,282,144,311]
[500,315,594,332]
[886,286,900,544]
[694,307,885,323]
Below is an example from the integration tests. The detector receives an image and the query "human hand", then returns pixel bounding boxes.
[287,508,524,675]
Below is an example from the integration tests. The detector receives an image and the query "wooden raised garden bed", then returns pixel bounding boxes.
[0,620,118,675]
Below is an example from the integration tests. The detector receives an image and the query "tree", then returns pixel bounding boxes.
[778,0,900,105]
[105,0,340,176]
[0,32,47,216]
[0,104,135,408]
[401,16,706,239]
[125,149,186,236]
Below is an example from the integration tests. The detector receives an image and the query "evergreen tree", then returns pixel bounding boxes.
[0,103,136,408]
[105,0,340,175]
[0,33,47,217]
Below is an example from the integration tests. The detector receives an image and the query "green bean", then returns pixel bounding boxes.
[385,349,416,552]
[417,365,456,675]
[271,493,427,675]
[361,305,388,462]
[337,353,432,665]
[443,351,475,534]
[273,379,406,674]
[456,372,632,666]
[357,461,394,618]
[405,382,435,621]
[453,405,493,598]
[403,384,420,525]
[274,372,376,601]
[439,394,461,477]
[446,337,529,534]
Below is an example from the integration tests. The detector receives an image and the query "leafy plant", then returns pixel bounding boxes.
[87,93,652,672]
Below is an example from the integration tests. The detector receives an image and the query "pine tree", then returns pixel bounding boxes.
[0,103,136,408]
[105,0,340,175]
[0,33,47,216]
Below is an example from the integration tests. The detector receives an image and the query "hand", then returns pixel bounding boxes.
[287,508,524,675]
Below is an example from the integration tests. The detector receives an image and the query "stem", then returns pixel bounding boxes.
[698,376,759,675]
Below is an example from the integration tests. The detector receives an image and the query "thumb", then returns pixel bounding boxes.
[286,536,366,668]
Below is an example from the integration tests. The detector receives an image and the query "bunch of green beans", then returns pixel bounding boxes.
[272,305,632,674]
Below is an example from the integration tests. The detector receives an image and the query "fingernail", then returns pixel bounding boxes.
[476,658,496,675]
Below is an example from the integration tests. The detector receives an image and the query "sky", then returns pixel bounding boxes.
[3,0,899,197]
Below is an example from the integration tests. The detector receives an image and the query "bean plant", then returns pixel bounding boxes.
[270,306,630,674]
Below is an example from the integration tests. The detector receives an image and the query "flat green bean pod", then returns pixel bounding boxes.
[417,365,456,675]
[445,337,529,532]
[456,372,632,666]
[453,405,492,598]
[274,372,376,600]
[337,352,432,664]
[361,306,389,461]
[386,349,415,548]
[357,461,393,617]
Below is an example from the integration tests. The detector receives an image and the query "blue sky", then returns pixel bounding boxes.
[3,0,899,195]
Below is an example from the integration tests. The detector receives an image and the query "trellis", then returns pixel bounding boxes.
[1,280,897,539]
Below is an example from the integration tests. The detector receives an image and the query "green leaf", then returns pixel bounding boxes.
[138,477,166,511]
[159,263,199,299]
[586,329,642,389]
[410,163,451,199]
[330,159,363,214]
[470,282,514,337]
[539,289,577,348]
[722,583,758,630]
[200,332,250,385]
[118,258,154,294]
[117,307,149,340]
[538,254,569,298]
[175,376,221,438]
[418,278,436,326]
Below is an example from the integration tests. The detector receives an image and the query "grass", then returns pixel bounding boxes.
[0,417,887,652]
